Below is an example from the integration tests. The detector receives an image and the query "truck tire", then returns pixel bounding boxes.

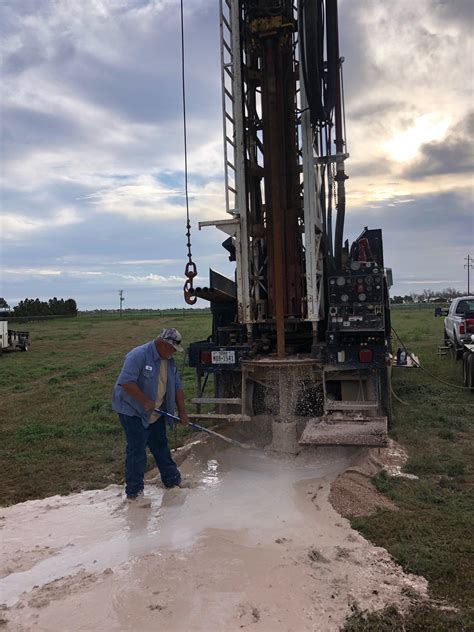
[21,343,28,352]
[449,340,458,361]
[453,332,463,361]
[468,354,474,392]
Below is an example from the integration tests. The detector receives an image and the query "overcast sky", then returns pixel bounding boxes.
[1,0,473,310]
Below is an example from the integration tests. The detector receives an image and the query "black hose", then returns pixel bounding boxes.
[299,0,326,126]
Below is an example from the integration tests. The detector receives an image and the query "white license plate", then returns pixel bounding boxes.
[211,350,236,364]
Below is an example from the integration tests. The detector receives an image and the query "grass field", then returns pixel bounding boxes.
[345,306,474,630]
[1,306,473,627]
[0,311,211,504]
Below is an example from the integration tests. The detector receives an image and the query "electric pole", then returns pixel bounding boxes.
[118,290,125,316]
[465,255,473,295]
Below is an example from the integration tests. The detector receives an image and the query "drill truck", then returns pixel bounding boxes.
[185,0,392,447]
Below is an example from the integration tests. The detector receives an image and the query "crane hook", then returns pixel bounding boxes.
[184,261,197,305]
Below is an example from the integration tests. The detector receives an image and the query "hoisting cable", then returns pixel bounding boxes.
[180,0,198,305]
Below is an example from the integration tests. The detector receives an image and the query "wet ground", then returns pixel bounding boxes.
[0,439,427,631]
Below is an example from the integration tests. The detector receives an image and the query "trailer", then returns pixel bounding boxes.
[0,321,29,354]
[462,338,474,391]
[184,0,392,448]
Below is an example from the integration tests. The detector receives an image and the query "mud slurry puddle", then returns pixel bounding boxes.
[0,445,427,631]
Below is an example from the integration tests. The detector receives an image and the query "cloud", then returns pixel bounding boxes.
[397,279,460,285]
[119,273,184,285]
[433,0,474,26]
[341,0,473,188]
[84,175,226,221]
[402,112,474,179]
[1,208,82,239]
[1,0,223,204]
[114,258,180,265]
[1,0,472,308]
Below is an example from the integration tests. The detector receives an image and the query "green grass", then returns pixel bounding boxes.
[1,306,473,626]
[344,305,474,628]
[342,602,471,631]
[0,311,212,503]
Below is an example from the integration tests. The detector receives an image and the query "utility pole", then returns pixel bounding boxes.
[118,290,124,317]
[465,255,473,295]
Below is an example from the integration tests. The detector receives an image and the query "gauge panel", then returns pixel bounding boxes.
[328,273,384,306]
[327,272,386,332]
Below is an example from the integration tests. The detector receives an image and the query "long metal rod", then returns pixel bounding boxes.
[154,409,251,450]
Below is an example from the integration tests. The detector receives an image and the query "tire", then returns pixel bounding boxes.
[463,352,470,386]
[449,341,458,361]
[21,344,28,352]
[468,355,474,392]
[453,332,463,361]
[444,327,449,342]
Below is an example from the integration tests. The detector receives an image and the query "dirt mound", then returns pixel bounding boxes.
[329,440,410,518]
[330,470,397,518]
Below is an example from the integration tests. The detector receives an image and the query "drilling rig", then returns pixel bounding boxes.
[185,0,392,449]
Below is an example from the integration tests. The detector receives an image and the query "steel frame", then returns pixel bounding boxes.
[215,0,325,334]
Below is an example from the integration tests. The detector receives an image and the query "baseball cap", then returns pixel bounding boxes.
[158,328,184,352]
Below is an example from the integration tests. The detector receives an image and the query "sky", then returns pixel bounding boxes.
[1,0,473,310]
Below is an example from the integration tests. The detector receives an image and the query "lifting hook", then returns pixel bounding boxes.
[184,260,198,305]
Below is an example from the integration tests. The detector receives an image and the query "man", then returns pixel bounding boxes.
[112,327,189,507]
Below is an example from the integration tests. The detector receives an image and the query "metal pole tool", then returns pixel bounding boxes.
[154,409,251,450]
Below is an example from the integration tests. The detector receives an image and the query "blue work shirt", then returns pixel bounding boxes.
[112,340,182,428]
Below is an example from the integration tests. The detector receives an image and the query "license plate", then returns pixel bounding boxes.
[211,350,236,364]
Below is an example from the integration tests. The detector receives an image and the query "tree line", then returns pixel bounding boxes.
[391,288,466,304]
[1,298,78,317]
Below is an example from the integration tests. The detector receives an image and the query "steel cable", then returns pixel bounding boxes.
[180,0,197,304]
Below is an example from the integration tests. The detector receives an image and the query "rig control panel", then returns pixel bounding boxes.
[326,261,388,368]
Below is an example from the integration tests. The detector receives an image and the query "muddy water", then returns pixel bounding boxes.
[0,442,427,631]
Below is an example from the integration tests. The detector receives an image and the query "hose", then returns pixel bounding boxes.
[390,384,409,406]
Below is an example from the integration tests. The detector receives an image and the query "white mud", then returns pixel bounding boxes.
[0,440,427,631]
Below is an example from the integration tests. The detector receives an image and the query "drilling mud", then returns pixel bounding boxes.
[0,436,427,631]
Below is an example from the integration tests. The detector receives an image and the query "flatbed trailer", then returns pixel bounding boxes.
[462,339,474,390]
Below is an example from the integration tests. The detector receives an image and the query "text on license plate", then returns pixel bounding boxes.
[211,350,236,364]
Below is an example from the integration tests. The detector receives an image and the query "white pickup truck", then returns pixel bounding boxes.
[444,296,474,359]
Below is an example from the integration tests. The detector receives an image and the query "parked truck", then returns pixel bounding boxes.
[0,321,29,354]
[444,296,474,359]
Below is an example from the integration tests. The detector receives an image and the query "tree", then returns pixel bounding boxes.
[12,297,78,317]
[64,299,78,315]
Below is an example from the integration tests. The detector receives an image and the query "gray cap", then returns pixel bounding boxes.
[158,328,184,352]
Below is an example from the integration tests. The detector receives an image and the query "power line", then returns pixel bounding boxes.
[118,290,124,317]
[464,254,473,294]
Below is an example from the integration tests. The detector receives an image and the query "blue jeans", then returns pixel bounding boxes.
[118,414,181,496]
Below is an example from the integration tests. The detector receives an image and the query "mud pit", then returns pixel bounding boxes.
[0,434,427,631]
